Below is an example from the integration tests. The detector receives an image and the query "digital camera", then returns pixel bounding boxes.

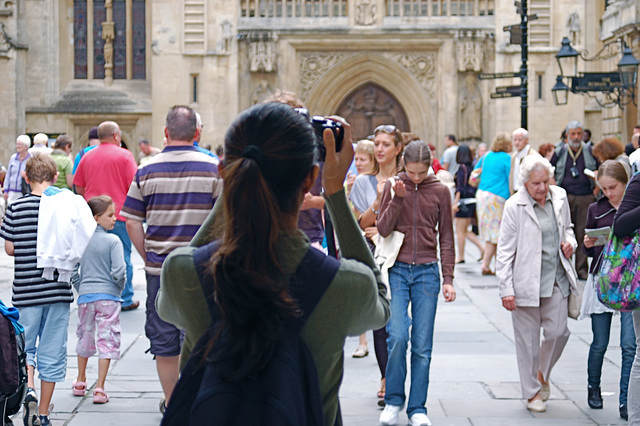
[296,108,344,161]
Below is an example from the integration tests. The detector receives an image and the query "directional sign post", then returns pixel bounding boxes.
[486,0,528,129]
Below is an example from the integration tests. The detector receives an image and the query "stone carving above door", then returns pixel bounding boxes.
[384,53,436,92]
[300,53,348,99]
[455,30,490,72]
[355,0,376,26]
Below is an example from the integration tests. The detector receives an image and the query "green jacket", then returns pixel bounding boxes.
[157,189,390,426]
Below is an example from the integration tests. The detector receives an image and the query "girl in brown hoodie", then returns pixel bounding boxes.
[377,140,456,426]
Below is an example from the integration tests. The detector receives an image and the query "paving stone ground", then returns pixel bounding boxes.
[0,242,631,425]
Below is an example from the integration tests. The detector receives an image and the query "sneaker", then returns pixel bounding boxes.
[379,404,401,425]
[38,416,50,426]
[410,412,432,426]
[23,388,40,426]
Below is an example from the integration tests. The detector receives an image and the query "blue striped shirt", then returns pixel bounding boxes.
[0,194,74,307]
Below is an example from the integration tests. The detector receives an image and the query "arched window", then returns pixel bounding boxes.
[74,0,146,80]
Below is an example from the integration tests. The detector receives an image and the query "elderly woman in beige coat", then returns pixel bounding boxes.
[497,155,578,413]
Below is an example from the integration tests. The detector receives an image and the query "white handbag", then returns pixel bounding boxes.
[373,177,405,299]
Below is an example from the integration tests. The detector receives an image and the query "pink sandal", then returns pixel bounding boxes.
[93,388,109,404]
[72,380,86,397]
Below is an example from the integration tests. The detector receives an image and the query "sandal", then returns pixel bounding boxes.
[352,345,369,358]
[93,388,109,404]
[72,380,86,397]
[377,378,385,399]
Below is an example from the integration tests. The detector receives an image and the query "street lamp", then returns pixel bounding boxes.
[551,76,569,106]
[553,37,640,108]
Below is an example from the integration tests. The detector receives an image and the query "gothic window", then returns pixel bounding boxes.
[73,0,146,80]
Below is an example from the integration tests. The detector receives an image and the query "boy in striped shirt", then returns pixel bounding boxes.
[0,155,73,426]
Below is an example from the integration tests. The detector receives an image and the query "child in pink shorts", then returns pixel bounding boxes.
[71,195,126,404]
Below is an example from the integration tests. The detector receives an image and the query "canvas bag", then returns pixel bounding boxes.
[373,177,405,298]
[596,229,640,311]
[468,155,485,188]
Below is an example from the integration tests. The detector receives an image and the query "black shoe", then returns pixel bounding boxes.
[22,388,40,426]
[587,386,603,409]
[620,404,628,420]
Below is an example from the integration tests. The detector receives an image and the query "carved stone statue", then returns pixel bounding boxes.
[355,0,376,26]
[459,74,482,141]
[249,39,276,72]
[218,20,233,53]
[567,12,580,45]
[251,79,274,104]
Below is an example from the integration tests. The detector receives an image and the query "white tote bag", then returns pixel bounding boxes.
[373,178,405,299]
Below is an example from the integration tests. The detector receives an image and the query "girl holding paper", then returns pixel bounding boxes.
[581,160,636,420]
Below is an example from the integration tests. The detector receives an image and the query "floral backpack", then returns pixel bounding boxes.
[597,230,640,311]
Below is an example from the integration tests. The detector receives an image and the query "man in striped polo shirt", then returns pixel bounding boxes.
[121,105,221,412]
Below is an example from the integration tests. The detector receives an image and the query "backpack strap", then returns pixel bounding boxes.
[288,247,340,332]
[192,241,340,327]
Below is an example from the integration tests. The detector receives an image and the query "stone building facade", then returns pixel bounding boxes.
[0,0,638,163]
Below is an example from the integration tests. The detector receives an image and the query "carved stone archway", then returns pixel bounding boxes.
[301,52,437,144]
[336,83,410,141]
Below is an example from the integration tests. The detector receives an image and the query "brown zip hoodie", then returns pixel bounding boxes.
[377,173,455,285]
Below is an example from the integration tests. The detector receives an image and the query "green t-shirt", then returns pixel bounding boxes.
[51,151,74,190]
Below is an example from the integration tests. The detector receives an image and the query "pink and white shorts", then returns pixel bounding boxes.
[76,300,121,359]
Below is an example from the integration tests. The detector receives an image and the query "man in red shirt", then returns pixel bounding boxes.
[74,121,139,310]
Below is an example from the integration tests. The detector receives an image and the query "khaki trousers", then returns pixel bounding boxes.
[511,286,571,399]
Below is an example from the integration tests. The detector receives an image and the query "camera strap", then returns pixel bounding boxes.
[567,144,583,164]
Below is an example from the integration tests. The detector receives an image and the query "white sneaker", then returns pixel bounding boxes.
[410,412,432,426]
[379,404,401,425]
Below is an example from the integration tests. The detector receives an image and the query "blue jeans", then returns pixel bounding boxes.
[588,312,636,405]
[384,261,440,417]
[19,303,70,382]
[108,220,134,306]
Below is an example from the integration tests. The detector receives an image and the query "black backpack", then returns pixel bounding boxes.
[161,242,340,426]
[0,302,27,426]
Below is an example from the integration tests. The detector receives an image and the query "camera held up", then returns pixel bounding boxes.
[295,108,344,162]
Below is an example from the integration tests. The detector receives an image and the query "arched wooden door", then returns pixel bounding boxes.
[336,83,410,141]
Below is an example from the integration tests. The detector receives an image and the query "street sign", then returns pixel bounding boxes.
[495,85,521,94]
[504,24,522,45]
[571,72,622,92]
[478,72,520,80]
[491,91,520,99]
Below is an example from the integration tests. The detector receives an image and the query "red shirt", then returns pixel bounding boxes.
[73,143,138,221]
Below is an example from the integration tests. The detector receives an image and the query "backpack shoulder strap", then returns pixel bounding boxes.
[289,247,340,332]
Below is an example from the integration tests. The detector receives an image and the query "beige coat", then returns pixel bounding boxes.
[496,185,578,307]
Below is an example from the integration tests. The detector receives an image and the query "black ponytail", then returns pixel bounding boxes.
[207,102,316,380]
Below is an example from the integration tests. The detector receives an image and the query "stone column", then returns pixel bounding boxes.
[102,0,115,85]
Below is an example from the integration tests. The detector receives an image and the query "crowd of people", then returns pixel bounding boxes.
[2,94,640,426]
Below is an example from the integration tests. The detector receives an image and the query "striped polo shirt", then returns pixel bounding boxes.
[0,194,74,307]
[121,145,221,275]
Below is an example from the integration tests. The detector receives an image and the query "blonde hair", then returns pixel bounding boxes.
[355,139,374,160]
[491,132,512,153]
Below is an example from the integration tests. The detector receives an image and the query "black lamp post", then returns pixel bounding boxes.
[553,37,640,108]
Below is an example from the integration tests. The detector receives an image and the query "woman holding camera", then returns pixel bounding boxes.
[157,102,390,425]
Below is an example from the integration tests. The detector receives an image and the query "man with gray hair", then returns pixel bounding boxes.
[550,120,599,280]
[509,128,539,195]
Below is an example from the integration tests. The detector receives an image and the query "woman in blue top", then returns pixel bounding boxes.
[474,132,512,275]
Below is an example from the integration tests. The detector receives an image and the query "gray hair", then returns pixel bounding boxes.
[195,112,203,129]
[33,133,48,146]
[16,135,31,146]
[519,154,554,184]
[566,120,583,133]
[512,128,529,139]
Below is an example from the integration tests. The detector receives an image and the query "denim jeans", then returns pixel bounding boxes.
[384,261,440,417]
[108,220,134,306]
[588,312,636,405]
[19,303,70,382]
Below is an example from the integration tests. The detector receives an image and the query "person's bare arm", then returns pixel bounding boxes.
[75,186,85,196]
[125,219,146,259]
[66,173,74,189]
[5,240,14,256]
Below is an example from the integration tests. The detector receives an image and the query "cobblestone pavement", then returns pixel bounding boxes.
[1,242,630,425]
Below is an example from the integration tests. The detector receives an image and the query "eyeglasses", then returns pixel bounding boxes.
[374,125,397,135]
